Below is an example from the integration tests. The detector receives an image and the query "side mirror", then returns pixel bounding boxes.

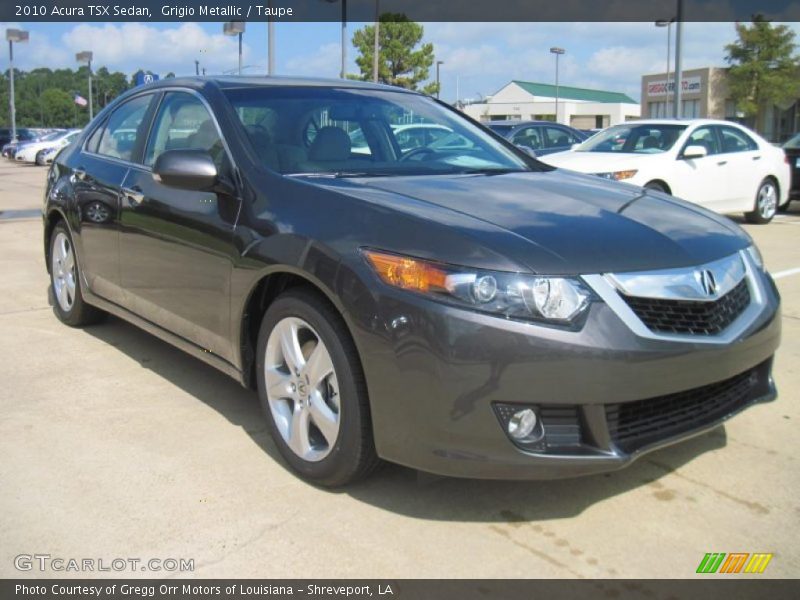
[153,149,218,191]
[682,145,708,159]
[516,144,537,158]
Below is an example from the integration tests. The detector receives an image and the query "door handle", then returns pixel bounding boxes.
[717,160,728,166]
[122,186,145,205]
[752,156,761,161]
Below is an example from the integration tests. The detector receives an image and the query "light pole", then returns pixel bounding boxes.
[76,51,93,121]
[223,21,246,75]
[673,0,684,118]
[549,47,565,124]
[6,28,29,143]
[436,60,444,99]
[323,0,347,79]
[372,0,381,83]
[655,19,674,117]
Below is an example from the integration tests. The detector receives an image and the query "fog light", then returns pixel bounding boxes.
[508,408,537,439]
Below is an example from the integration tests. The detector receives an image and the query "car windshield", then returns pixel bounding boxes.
[224,86,533,176]
[40,131,64,142]
[574,123,687,154]
[783,133,800,149]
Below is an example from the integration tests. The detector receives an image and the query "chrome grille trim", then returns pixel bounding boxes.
[582,250,766,344]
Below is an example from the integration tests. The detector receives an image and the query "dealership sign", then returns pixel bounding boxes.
[647,76,702,97]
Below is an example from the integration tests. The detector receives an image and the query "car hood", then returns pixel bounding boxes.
[312,170,750,274]
[541,151,661,173]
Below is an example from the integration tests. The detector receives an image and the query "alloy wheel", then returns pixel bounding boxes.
[51,232,76,312]
[757,182,777,220]
[264,317,341,462]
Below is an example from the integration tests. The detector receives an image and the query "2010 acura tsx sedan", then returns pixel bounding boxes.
[44,77,781,486]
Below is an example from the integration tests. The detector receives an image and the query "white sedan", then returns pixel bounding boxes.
[15,129,80,165]
[542,119,791,224]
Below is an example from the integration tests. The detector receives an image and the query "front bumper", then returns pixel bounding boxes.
[348,264,781,480]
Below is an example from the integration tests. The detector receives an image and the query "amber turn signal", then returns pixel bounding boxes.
[362,250,447,293]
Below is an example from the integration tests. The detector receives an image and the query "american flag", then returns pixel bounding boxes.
[73,94,88,107]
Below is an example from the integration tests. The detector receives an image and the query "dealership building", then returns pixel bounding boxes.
[641,66,799,142]
[461,80,640,129]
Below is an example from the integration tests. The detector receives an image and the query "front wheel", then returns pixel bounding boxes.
[256,288,379,486]
[49,223,105,326]
[35,150,45,166]
[644,181,668,193]
[745,179,778,224]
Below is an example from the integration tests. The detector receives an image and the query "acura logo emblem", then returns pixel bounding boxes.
[698,269,718,297]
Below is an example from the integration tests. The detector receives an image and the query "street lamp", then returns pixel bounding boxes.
[549,47,565,124]
[223,21,246,75]
[6,28,29,143]
[436,60,444,99]
[76,51,93,121]
[655,19,674,117]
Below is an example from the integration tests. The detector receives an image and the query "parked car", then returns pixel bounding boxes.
[1,128,45,157]
[782,132,800,206]
[44,77,780,486]
[485,120,588,156]
[15,129,80,164]
[37,145,61,166]
[543,119,791,223]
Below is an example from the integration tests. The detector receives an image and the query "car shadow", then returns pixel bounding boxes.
[84,315,729,523]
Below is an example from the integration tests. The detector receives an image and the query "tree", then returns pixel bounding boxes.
[725,17,800,128]
[352,14,439,95]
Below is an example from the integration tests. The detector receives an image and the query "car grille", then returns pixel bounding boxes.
[606,367,758,453]
[621,278,750,335]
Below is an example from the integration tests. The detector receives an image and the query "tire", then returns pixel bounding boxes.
[778,198,792,213]
[35,150,45,166]
[49,222,105,327]
[745,178,779,224]
[644,181,668,193]
[256,288,379,486]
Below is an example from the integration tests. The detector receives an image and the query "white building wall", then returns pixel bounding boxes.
[462,100,640,127]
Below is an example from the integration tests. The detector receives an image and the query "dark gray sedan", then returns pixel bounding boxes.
[43,77,780,486]
[486,119,588,156]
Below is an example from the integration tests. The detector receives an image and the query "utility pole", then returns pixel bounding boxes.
[436,60,444,99]
[373,0,380,83]
[7,28,29,142]
[673,0,684,118]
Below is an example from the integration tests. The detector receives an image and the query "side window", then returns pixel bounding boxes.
[512,127,542,150]
[718,126,757,154]
[684,126,718,156]
[96,95,152,162]
[543,126,575,148]
[145,92,224,168]
[85,122,106,153]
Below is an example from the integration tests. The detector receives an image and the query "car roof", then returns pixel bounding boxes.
[617,118,743,127]
[139,75,419,95]
[485,120,571,127]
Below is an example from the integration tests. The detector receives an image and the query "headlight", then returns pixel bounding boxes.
[362,249,592,324]
[746,244,764,269]
[594,170,638,181]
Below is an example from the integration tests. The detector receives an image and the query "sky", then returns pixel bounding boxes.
[2,20,799,104]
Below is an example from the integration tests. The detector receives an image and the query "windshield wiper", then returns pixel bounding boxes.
[285,171,398,179]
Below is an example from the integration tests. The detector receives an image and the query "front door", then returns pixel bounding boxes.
[72,93,155,306]
[119,91,241,362]
[671,125,729,210]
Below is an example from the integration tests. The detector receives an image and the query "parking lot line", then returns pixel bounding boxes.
[772,267,800,280]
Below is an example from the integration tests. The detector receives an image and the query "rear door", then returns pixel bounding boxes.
[670,125,729,210]
[119,90,241,362]
[714,125,761,212]
[71,93,156,306]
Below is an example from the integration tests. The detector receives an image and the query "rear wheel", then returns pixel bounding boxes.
[49,223,105,326]
[745,179,778,224]
[256,288,379,486]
